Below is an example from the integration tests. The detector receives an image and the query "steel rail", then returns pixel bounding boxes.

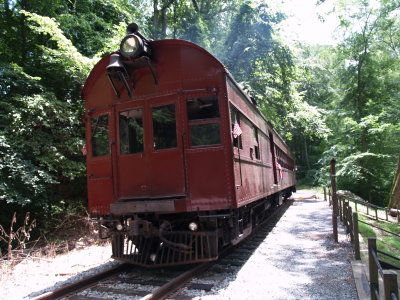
[32,263,131,300]
[141,261,213,300]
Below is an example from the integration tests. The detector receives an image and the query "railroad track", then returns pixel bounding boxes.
[33,199,293,300]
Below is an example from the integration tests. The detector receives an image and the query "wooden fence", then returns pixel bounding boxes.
[323,187,400,223]
[337,198,400,300]
[368,237,399,300]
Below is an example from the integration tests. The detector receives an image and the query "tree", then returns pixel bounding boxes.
[314,0,400,204]
[389,154,400,208]
[0,1,138,233]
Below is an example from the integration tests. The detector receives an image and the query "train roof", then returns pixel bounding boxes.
[81,38,290,151]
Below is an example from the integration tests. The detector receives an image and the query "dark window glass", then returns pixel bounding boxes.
[190,123,220,146]
[253,127,260,159]
[91,115,109,157]
[187,96,219,120]
[119,109,144,154]
[152,104,177,150]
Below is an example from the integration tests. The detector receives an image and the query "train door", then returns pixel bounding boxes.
[147,96,186,198]
[116,96,186,199]
[184,91,228,209]
[230,106,243,188]
[87,107,116,214]
[269,131,278,184]
[116,100,147,199]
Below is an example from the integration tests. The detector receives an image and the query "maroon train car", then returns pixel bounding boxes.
[82,24,296,267]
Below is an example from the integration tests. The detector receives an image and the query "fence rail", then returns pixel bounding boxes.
[338,199,400,300]
[343,195,399,223]
[325,163,399,300]
[323,187,400,224]
[368,237,399,300]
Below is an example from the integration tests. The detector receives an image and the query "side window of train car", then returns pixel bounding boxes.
[91,115,109,157]
[186,96,221,147]
[152,104,177,150]
[119,108,144,154]
[230,107,243,149]
[253,126,260,160]
[275,146,283,167]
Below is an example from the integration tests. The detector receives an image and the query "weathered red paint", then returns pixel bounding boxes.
[82,39,295,216]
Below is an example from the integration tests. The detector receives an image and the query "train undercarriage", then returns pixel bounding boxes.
[98,187,295,267]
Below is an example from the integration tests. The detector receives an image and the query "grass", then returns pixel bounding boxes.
[357,214,400,266]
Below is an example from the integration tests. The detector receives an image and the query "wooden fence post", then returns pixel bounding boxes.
[397,205,399,224]
[343,201,347,232]
[368,237,379,300]
[375,207,378,221]
[339,197,343,222]
[348,206,354,242]
[353,213,360,260]
[328,189,331,206]
[385,208,388,221]
[324,187,327,202]
[330,159,338,243]
[383,270,398,300]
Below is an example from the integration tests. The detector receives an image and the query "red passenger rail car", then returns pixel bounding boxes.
[82,24,296,267]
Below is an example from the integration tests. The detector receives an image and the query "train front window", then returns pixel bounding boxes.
[91,115,109,157]
[187,96,219,120]
[187,96,221,147]
[152,104,177,150]
[190,123,220,146]
[119,109,144,154]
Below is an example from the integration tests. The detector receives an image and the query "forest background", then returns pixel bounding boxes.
[1,0,399,248]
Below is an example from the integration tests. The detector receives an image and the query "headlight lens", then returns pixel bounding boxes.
[188,222,198,231]
[116,223,123,231]
[120,34,142,58]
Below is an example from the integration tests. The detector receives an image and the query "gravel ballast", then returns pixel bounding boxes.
[0,244,120,300]
[1,190,358,299]
[201,190,358,299]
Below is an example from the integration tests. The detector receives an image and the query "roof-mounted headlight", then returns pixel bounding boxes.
[120,34,143,58]
[119,23,150,59]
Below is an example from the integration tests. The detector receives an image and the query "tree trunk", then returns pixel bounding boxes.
[153,0,159,38]
[303,136,310,170]
[19,0,28,67]
[389,154,400,208]
[161,7,167,38]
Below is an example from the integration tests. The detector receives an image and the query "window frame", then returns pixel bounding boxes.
[90,113,110,158]
[119,107,144,155]
[186,95,222,148]
[253,126,261,160]
[151,103,178,151]
[230,106,243,150]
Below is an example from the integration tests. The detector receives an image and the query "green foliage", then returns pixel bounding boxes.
[1,0,399,248]
[358,221,376,238]
[294,0,400,201]
[0,2,92,237]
